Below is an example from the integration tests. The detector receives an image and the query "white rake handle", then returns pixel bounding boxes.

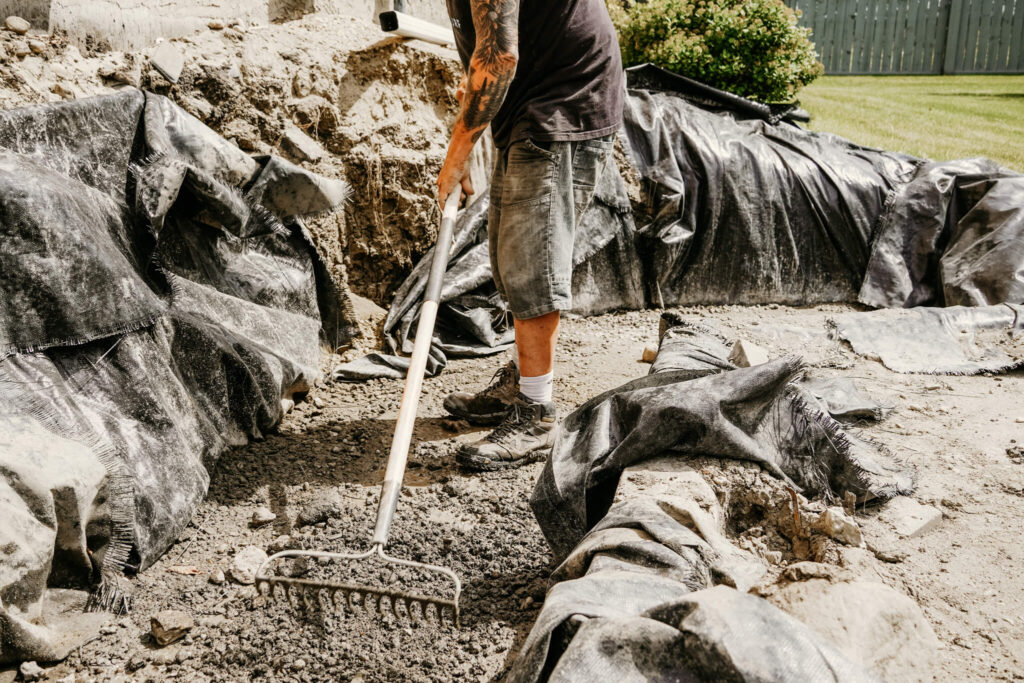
[371,186,462,547]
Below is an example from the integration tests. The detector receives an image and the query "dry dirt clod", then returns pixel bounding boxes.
[251,507,276,527]
[813,507,863,546]
[4,15,30,34]
[150,610,195,646]
[229,545,268,585]
[19,661,44,681]
[207,20,225,30]
[12,41,29,58]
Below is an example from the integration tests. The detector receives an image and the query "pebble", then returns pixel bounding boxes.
[208,569,225,585]
[313,397,325,409]
[4,15,30,34]
[208,19,224,30]
[230,545,268,584]
[27,38,45,54]
[12,41,29,57]
[150,610,195,646]
[250,507,276,527]
[814,506,862,546]
[19,661,44,681]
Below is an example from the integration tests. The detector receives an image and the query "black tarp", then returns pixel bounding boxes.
[508,314,907,682]
[0,89,352,662]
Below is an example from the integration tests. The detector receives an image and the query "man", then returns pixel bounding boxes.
[436,0,624,470]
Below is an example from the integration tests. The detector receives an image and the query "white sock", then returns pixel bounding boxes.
[519,371,553,404]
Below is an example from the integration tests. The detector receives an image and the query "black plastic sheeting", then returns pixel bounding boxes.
[0,90,351,662]
[509,314,906,682]
[531,314,913,562]
[859,159,1024,309]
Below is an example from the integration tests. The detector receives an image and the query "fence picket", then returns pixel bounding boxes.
[785,0,1024,73]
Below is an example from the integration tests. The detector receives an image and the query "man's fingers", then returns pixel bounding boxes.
[461,175,475,196]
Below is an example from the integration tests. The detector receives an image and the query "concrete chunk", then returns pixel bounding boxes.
[728,339,770,368]
[813,506,863,546]
[151,41,185,84]
[280,123,324,163]
[877,496,942,537]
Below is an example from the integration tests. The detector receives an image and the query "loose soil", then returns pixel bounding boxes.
[14,305,1019,682]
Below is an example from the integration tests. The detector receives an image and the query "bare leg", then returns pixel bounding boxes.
[514,311,560,377]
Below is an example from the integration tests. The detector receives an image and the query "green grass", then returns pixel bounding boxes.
[798,75,1024,171]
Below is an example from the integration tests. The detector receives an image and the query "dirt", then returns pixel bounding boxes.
[0,304,1006,681]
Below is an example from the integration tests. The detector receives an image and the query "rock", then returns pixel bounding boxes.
[229,545,268,585]
[250,506,276,528]
[208,569,225,585]
[4,16,30,34]
[221,118,261,152]
[291,95,341,135]
[1008,445,1023,464]
[813,506,862,546]
[27,39,45,54]
[640,346,658,363]
[281,398,295,414]
[767,579,940,682]
[126,655,146,672]
[223,28,244,41]
[728,339,771,368]
[98,66,140,87]
[51,83,76,100]
[12,41,29,57]
[19,661,44,681]
[280,123,324,163]
[150,610,194,646]
[877,496,942,537]
[208,19,225,30]
[268,534,297,554]
[296,498,342,527]
[150,41,184,84]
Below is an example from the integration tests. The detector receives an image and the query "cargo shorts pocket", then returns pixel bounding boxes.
[571,137,614,218]
[501,139,559,207]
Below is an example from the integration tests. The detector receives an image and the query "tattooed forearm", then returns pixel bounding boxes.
[457,0,519,140]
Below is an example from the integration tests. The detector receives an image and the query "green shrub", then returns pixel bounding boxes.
[607,0,824,103]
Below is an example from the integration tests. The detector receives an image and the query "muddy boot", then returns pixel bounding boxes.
[456,394,557,471]
[443,361,519,426]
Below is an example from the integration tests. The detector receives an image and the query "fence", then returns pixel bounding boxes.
[784,0,1024,74]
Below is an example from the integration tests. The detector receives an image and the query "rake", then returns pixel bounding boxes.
[256,188,464,626]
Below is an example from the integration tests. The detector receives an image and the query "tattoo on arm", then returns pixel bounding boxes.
[458,0,519,140]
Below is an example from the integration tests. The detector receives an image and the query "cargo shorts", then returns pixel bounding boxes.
[488,134,615,320]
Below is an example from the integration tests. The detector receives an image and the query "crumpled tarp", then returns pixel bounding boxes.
[509,314,913,682]
[859,159,1024,309]
[621,64,920,307]
[831,304,1024,375]
[0,89,352,662]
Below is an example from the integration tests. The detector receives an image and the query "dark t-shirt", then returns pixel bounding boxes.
[446,0,624,149]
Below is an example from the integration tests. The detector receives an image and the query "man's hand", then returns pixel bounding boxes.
[437,0,519,208]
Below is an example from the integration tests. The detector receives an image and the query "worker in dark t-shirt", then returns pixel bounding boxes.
[436,0,624,471]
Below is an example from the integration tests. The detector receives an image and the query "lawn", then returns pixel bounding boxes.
[798,75,1024,171]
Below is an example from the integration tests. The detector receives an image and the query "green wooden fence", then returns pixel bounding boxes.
[785,0,1024,74]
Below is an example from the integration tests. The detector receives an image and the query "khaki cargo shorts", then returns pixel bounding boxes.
[487,135,615,320]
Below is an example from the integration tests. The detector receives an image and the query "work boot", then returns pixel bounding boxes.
[443,361,519,426]
[456,393,557,471]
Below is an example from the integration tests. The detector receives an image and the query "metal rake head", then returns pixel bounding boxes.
[255,545,461,627]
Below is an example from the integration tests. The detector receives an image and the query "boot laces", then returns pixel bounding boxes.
[480,363,515,399]
[486,401,532,443]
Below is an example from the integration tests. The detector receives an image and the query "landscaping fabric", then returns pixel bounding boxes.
[0,90,351,663]
[831,304,1024,375]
